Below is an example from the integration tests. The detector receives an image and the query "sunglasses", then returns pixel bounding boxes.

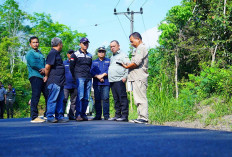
[82,42,89,45]
[98,51,106,53]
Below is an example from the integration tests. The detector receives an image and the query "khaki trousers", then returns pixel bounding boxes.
[131,80,148,121]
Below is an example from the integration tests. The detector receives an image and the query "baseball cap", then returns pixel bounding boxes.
[67,49,74,54]
[80,37,90,43]
[98,47,106,52]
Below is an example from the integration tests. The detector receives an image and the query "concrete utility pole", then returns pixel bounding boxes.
[114,8,143,35]
[114,8,143,111]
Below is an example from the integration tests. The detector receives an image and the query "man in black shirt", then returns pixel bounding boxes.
[70,37,92,121]
[44,37,68,123]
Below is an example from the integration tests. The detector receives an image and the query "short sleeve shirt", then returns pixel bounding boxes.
[0,87,6,101]
[128,43,149,83]
[46,48,65,86]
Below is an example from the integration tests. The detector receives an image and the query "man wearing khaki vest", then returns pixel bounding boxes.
[122,32,149,124]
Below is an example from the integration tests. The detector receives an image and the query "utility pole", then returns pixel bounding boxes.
[114,8,143,35]
[114,7,143,111]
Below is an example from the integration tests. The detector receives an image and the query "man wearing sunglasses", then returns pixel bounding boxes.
[90,47,110,120]
[70,37,92,121]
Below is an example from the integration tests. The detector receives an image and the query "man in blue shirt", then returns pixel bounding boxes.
[63,49,77,120]
[70,37,92,121]
[91,47,110,120]
[44,37,68,123]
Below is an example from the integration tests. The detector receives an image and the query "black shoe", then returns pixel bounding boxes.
[58,118,69,123]
[108,117,118,121]
[134,119,148,124]
[82,116,88,121]
[116,118,128,122]
[93,117,102,120]
[129,119,137,123]
[47,118,58,123]
[104,117,109,120]
[68,114,76,120]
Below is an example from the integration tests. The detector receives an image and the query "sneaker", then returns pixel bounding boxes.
[82,116,88,121]
[76,115,83,121]
[134,119,148,124]
[129,119,137,123]
[47,118,58,123]
[31,117,45,123]
[58,118,69,123]
[104,117,109,120]
[108,117,118,121]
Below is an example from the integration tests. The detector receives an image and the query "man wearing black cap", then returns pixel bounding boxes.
[63,49,77,120]
[90,47,110,120]
[70,37,92,121]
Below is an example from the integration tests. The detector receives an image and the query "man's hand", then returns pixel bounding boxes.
[122,78,126,83]
[39,68,45,74]
[43,76,48,82]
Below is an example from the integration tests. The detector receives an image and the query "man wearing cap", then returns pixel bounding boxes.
[63,49,77,120]
[90,47,110,120]
[44,37,68,123]
[122,32,149,124]
[70,37,92,121]
[108,40,130,122]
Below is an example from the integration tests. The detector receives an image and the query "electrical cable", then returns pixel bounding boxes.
[116,15,129,41]
[141,0,148,7]
[128,0,136,8]
[115,0,121,8]
[141,14,151,48]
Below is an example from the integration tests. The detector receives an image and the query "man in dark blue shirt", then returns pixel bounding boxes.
[44,37,68,123]
[70,37,92,121]
[63,49,77,120]
[91,47,110,120]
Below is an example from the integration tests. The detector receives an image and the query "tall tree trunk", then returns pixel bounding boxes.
[175,50,179,99]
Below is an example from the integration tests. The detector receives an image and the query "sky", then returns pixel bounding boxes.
[2,0,182,54]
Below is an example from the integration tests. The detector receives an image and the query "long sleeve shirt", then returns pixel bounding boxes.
[26,49,45,79]
[108,50,130,82]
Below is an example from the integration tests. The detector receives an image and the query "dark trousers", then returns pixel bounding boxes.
[93,85,110,119]
[63,88,77,118]
[0,100,4,119]
[110,81,128,119]
[29,76,48,120]
[6,100,14,118]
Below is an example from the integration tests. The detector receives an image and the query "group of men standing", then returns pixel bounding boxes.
[26,32,149,124]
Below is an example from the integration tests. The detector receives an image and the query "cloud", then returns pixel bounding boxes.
[141,27,161,49]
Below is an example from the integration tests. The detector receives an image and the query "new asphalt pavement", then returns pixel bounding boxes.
[0,118,232,157]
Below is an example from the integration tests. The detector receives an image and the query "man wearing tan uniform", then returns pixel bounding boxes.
[122,32,149,124]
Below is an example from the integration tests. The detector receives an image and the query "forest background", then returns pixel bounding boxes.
[0,0,232,129]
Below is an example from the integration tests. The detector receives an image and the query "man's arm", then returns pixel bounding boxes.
[69,53,77,78]
[43,64,51,82]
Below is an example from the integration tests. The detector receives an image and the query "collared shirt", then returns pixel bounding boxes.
[91,57,110,86]
[46,48,65,86]
[26,49,45,79]
[6,89,16,101]
[70,49,92,79]
[0,87,6,101]
[108,50,130,82]
[63,60,76,89]
[128,43,149,83]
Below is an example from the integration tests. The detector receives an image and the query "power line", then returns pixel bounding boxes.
[115,0,121,8]
[128,0,136,8]
[116,15,128,41]
[141,0,149,7]
[141,14,151,48]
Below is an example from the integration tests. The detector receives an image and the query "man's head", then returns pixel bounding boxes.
[129,32,142,48]
[67,49,74,60]
[8,84,12,90]
[97,47,106,59]
[29,36,39,50]
[80,37,89,52]
[51,37,63,51]
[110,40,120,54]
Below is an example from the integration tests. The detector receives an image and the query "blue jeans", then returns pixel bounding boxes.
[93,85,110,118]
[47,83,64,120]
[75,78,92,117]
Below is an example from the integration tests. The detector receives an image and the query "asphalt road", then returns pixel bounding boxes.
[0,118,232,157]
